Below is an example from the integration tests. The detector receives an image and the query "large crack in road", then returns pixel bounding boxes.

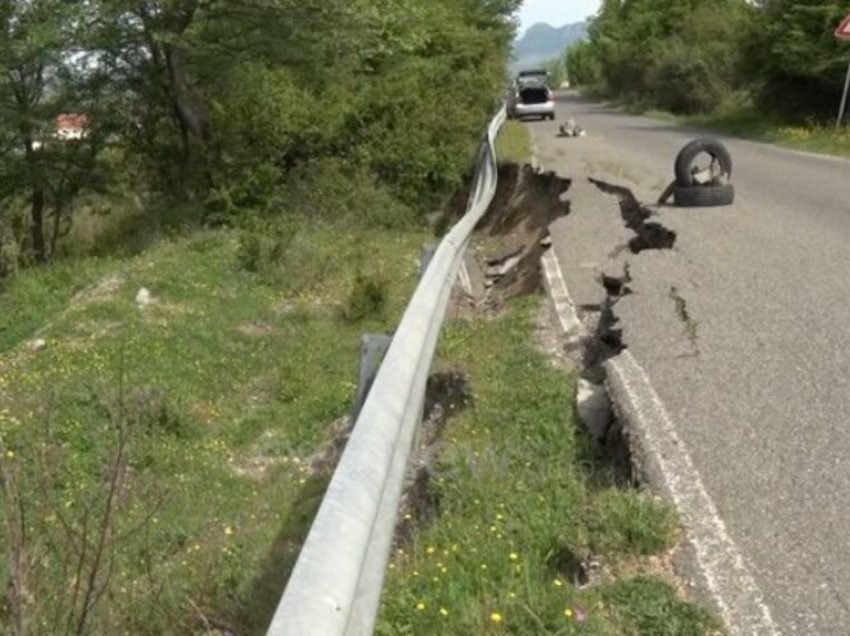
[579,178,687,378]
[589,178,677,255]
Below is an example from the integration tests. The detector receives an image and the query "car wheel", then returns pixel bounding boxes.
[674,139,733,187]
[673,184,735,208]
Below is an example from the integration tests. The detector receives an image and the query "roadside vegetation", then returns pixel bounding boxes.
[376,299,720,636]
[0,0,520,278]
[0,1,522,633]
[566,0,850,156]
[496,121,535,166]
[0,223,432,634]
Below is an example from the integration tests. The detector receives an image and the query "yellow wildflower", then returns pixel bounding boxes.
[490,612,503,624]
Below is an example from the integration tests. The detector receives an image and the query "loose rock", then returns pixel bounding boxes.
[135,287,154,307]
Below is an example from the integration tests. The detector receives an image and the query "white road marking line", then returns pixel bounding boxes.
[541,250,583,337]
[541,248,779,636]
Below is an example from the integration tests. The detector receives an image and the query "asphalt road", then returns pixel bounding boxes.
[535,92,850,635]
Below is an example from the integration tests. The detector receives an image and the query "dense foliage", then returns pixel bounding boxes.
[566,0,850,119]
[0,0,520,278]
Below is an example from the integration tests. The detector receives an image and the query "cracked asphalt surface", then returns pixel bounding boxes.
[535,92,850,635]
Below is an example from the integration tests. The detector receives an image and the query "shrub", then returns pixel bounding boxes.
[341,273,387,323]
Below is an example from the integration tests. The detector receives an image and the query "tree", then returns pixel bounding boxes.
[0,0,521,274]
[566,40,599,87]
[576,0,751,113]
[747,0,850,118]
[0,0,111,265]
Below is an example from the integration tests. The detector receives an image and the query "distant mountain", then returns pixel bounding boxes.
[512,22,587,73]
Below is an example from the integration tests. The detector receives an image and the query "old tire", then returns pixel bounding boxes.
[674,138,732,187]
[674,184,735,208]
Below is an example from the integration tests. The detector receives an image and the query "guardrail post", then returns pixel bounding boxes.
[352,334,392,419]
[419,244,437,280]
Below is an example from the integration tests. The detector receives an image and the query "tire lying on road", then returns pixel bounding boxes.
[674,138,733,187]
[673,183,735,208]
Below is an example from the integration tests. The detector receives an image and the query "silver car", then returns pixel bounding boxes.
[508,77,555,121]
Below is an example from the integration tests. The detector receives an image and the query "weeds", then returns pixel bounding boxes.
[495,121,534,166]
[376,300,720,635]
[0,220,428,633]
[0,372,161,635]
[341,273,388,323]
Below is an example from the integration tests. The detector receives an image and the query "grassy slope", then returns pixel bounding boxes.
[0,222,429,633]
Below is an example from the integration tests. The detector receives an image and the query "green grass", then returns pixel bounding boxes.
[376,300,721,635]
[496,121,533,165]
[0,221,429,634]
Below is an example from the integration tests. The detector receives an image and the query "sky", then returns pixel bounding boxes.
[518,0,601,35]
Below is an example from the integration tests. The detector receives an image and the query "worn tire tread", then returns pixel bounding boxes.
[673,184,735,207]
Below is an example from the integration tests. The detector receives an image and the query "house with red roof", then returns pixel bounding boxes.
[56,114,88,140]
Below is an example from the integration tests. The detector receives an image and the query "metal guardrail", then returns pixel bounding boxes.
[267,106,508,636]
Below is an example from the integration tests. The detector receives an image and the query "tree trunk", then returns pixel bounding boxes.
[31,186,46,264]
[177,112,191,195]
[164,45,211,144]
[50,201,64,256]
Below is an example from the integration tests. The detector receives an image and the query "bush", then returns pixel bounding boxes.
[341,273,387,323]
[746,0,849,120]
[646,39,727,114]
[276,158,417,230]
[236,219,297,275]
[579,0,749,115]
[566,40,601,88]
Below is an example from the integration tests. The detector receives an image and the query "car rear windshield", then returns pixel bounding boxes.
[519,87,549,104]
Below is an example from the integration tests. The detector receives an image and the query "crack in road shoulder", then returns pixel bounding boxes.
[669,286,699,357]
